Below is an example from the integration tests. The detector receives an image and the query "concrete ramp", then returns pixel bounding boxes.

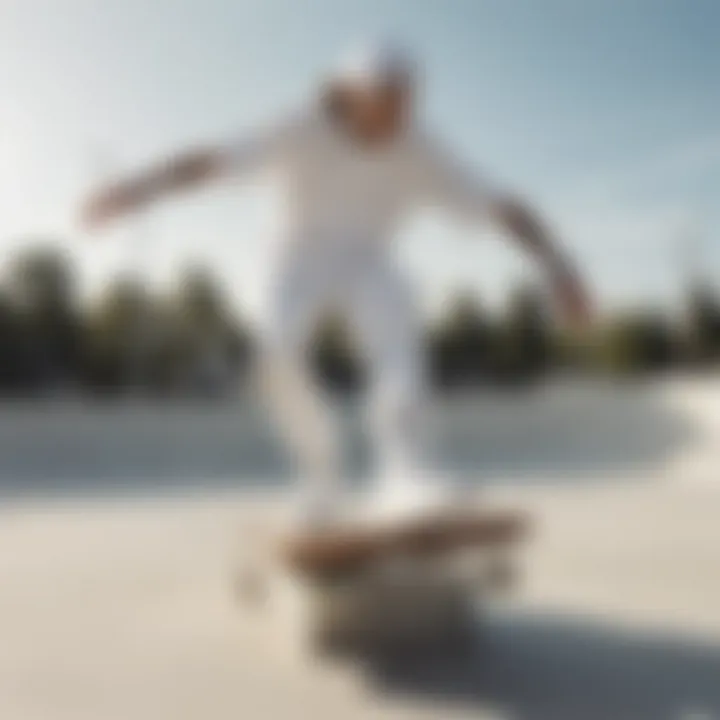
[0,377,716,496]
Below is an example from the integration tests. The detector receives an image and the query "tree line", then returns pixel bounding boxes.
[0,243,719,399]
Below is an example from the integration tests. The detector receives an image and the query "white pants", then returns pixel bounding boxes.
[256,246,428,517]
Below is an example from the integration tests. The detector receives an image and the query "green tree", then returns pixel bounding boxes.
[591,312,678,375]
[683,283,720,365]
[495,285,552,383]
[83,277,158,394]
[162,267,251,396]
[5,245,82,392]
[0,290,30,393]
[310,312,362,393]
[429,293,495,388]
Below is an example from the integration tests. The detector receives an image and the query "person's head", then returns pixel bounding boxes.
[323,42,418,145]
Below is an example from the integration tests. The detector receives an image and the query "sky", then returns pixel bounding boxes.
[0,0,718,320]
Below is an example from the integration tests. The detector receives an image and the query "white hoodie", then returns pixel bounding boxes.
[223,104,501,257]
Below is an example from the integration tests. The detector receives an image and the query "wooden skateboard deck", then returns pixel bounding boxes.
[235,506,530,655]
[277,508,530,578]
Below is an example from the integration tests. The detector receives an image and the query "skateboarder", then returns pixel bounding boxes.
[81,41,591,524]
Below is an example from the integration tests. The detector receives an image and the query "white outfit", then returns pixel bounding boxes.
[222,104,502,521]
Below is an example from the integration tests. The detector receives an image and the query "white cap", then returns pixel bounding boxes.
[330,40,418,90]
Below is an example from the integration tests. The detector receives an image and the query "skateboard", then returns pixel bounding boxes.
[234,505,531,656]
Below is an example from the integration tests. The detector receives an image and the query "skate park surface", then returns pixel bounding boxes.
[1,376,720,719]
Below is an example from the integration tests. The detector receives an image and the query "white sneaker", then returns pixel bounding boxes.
[287,483,345,532]
[368,466,466,524]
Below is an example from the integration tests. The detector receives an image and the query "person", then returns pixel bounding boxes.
[80,41,591,525]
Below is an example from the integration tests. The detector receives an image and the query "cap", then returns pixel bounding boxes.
[330,40,418,90]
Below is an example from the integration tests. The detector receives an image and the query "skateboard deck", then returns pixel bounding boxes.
[235,505,530,656]
[278,508,530,578]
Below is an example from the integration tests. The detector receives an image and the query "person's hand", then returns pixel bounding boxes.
[79,150,222,233]
[79,179,151,232]
[492,197,593,330]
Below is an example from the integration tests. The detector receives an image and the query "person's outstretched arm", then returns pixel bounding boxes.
[416,135,592,328]
[80,112,304,231]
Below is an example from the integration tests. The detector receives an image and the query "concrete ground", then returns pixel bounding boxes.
[1,481,719,720]
[2,376,720,719]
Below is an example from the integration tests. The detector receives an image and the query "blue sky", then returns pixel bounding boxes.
[0,0,718,318]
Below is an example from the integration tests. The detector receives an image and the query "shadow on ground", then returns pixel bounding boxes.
[360,612,720,720]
